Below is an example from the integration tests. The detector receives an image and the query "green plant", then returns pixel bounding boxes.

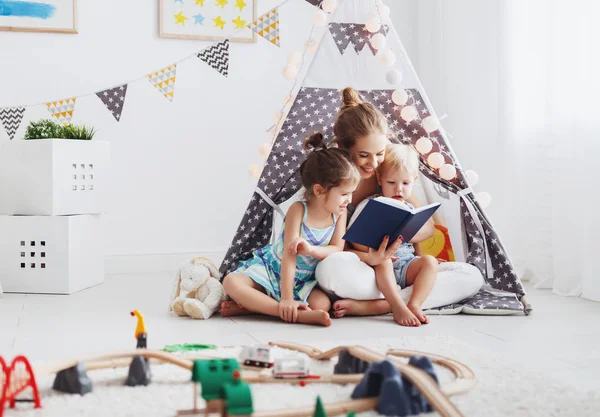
[61,124,97,140]
[23,119,97,140]
[23,119,63,140]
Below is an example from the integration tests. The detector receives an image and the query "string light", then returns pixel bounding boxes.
[400,105,418,122]
[427,152,445,169]
[392,89,409,106]
[439,163,457,180]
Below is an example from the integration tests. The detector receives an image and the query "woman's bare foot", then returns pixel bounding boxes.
[332,299,390,318]
[297,310,332,327]
[220,301,254,317]
[407,302,429,324]
[392,304,421,327]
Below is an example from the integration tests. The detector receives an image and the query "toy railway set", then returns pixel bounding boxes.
[0,311,476,417]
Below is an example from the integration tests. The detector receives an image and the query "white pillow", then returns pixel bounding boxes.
[315,252,385,300]
[316,253,484,309]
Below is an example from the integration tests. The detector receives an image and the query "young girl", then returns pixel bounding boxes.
[347,144,438,326]
[221,133,361,326]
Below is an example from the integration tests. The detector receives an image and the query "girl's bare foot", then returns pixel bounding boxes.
[298,310,332,327]
[407,302,429,324]
[220,301,254,317]
[392,304,421,327]
[332,299,390,318]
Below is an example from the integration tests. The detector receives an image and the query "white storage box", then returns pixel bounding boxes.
[0,215,104,294]
[0,139,110,215]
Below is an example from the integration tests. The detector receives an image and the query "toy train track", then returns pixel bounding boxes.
[25,342,475,417]
[270,341,474,417]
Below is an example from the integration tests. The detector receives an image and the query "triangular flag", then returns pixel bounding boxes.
[46,98,76,125]
[247,8,280,47]
[197,39,229,77]
[147,64,177,101]
[96,84,128,121]
[0,107,26,140]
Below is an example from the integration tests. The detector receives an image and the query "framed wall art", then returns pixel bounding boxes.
[0,0,78,34]
[159,0,257,43]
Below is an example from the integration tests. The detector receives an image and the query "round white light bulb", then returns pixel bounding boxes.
[249,163,263,179]
[476,192,492,208]
[312,10,328,27]
[282,64,299,80]
[439,164,457,180]
[422,116,440,133]
[287,52,302,67]
[465,169,479,186]
[386,69,402,85]
[427,152,445,169]
[365,16,382,33]
[379,49,396,68]
[400,105,418,122]
[415,137,433,154]
[322,0,337,13]
[370,33,387,50]
[258,142,272,159]
[392,89,409,106]
[305,39,319,53]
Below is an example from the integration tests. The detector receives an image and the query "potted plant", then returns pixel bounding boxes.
[23,119,97,140]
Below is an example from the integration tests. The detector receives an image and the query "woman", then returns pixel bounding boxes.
[315,87,483,318]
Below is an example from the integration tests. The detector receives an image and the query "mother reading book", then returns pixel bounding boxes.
[315,87,483,319]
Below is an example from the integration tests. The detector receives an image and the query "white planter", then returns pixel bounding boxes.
[0,139,110,215]
[0,215,104,294]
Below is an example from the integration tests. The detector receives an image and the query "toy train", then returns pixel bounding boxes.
[240,345,274,368]
[273,356,311,379]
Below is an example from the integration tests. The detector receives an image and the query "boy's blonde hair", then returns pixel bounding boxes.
[378,143,420,176]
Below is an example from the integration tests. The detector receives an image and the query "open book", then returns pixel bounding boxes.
[343,197,441,250]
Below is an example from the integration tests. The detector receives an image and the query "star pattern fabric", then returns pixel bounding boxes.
[328,23,390,55]
[96,84,128,121]
[0,107,26,140]
[220,87,526,314]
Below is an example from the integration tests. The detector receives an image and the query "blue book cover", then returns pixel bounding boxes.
[343,197,441,250]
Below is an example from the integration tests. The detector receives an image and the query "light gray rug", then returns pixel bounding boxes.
[6,337,599,417]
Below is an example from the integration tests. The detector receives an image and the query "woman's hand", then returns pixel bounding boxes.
[278,298,310,323]
[366,235,403,266]
[288,237,314,257]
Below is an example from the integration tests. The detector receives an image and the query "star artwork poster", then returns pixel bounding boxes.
[159,0,257,43]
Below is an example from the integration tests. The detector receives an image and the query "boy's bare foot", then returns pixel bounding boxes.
[407,302,429,324]
[298,310,332,327]
[220,301,254,317]
[332,299,390,318]
[393,304,421,327]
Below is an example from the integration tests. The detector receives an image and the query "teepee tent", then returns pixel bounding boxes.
[220,0,529,315]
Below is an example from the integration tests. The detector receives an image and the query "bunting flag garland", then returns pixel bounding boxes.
[46,98,77,125]
[197,39,230,77]
[96,84,129,121]
[0,107,26,140]
[147,64,177,102]
[247,8,280,47]
[0,0,315,118]
[328,23,390,55]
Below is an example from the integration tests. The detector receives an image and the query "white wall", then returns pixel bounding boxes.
[0,0,418,271]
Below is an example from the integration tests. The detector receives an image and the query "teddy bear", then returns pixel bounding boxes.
[169,256,227,320]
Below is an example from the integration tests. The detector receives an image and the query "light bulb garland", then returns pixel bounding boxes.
[249,0,330,178]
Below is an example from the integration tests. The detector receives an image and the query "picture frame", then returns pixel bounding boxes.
[159,0,257,43]
[0,0,78,34]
